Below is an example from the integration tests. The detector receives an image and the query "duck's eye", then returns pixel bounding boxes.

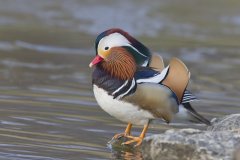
[104,46,109,50]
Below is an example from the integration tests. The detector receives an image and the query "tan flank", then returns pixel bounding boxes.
[124,83,178,123]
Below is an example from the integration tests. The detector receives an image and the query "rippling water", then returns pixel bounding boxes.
[0,0,240,159]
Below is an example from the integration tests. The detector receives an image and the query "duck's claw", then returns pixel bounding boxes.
[122,136,143,147]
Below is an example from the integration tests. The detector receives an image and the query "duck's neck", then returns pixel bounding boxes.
[99,47,137,81]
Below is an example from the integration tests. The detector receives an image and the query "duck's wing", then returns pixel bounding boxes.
[162,58,190,104]
[136,57,190,104]
[148,55,197,103]
[134,59,210,125]
[135,66,169,84]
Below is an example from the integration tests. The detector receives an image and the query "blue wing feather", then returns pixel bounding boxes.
[134,67,159,80]
[135,66,169,84]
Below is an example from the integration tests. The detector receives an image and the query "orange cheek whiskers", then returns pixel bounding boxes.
[101,47,137,80]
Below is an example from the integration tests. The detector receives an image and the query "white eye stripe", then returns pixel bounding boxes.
[97,33,148,60]
[98,33,130,52]
[125,44,148,58]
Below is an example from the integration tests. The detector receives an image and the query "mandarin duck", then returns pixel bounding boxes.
[89,28,211,147]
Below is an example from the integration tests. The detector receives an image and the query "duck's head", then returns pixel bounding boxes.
[90,28,151,80]
[90,28,151,68]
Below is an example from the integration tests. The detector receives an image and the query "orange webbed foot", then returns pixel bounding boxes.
[112,123,132,140]
[121,122,149,147]
[122,135,143,147]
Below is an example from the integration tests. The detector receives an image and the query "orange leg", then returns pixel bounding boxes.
[112,123,132,139]
[122,121,149,147]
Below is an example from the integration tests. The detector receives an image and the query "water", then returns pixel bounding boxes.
[0,0,240,159]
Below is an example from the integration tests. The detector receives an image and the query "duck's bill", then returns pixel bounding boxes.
[89,55,103,67]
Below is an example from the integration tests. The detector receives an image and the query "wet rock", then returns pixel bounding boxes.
[142,114,240,160]
[207,114,240,132]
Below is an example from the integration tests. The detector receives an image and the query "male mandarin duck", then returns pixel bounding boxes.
[89,28,211,147]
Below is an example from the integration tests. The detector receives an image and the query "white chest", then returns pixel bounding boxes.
[93,85,154,125]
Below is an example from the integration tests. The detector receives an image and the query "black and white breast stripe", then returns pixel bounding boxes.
[112,79,136,99]
[92,67,137,100]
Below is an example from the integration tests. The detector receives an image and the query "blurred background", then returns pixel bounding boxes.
[0,0,239,159]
